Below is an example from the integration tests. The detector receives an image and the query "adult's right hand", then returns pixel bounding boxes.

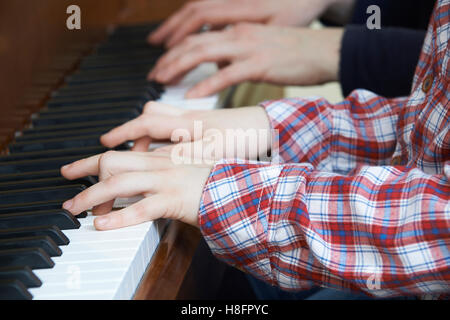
[148,0,337,47]
[149,24,344,98]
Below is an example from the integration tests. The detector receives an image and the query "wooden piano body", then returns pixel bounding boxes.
[0,0,233,300]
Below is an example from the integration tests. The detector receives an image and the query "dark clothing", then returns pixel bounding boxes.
[350,0,435,30]
[340,26,426,97]
[338,0,436,97]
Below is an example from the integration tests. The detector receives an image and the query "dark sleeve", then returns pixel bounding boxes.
[339,26,426,98]
[350,0,436,30]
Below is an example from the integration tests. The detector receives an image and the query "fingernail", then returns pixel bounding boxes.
[96,217,109,227]
[63,199,73,210]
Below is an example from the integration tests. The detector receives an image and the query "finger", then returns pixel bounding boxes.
[101,114,192,149]
[62,171,162,215]
[61,154,102,180]
[153,41,240,84]
[100,116,150,148]
[154,140,217,164]
[92,201,115,216]
[149,31,230,80]
[94,195,170,230]
[62,151,161,180]
[132,137,152,152]
[148,1,215,45]
[147,4,194,45]
[142,101,187,116]
[165,3,248,47]
[185,60,261,98]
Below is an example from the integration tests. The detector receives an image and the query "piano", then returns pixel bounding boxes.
[0,1,228,300]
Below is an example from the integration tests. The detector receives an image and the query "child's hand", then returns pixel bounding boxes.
[101,101,272,159]
[61,151,213,230]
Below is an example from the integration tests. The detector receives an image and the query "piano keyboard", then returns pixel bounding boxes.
[0,24,222,300]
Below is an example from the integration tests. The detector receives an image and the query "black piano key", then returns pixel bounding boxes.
[43,102,143,115]
[0,247,54,269]
[47,91,153,108]
[67,70,149,85]
[79,57,159,70]
[0,176,96,191]
[32,108,140,126]
[0,170,61,184]
[53,79,151,96]
[0,185,86,205]
[9,135,102,153]
[0,279,32,300]
[0,210,82,230]
[0,155,98,174]
[0,200,76,216]
[0,266,41,288]
[94,43,159,54]
[44,101,144,115]
[0,146,108,160]
[21,119,127,135]
[16,128,114,142]
[59,78,163,95]
[68,65,150,79]
[80,52,158,65]
[0,236,62,257]
[52,84,152,99]
[0,225,69,246]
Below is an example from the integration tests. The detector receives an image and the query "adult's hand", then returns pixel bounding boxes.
[149,24,344,98]
[148,0,338,47]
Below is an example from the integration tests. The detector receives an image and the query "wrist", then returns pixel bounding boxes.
[317,28,344,83]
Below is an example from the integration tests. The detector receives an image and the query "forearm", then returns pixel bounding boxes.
[260,91,405,172]
[199,159,450,297]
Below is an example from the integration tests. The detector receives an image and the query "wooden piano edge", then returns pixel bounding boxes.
[133,220,202,300]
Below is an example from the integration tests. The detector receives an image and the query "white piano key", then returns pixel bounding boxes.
[30,62,221,300]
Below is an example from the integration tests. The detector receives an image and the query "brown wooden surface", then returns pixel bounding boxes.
[0,0,209,300]
[133,221,202,300]
[0,0,187,148]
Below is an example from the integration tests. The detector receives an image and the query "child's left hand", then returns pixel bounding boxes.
[60,151,213,230]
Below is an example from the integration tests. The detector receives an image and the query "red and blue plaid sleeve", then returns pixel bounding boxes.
[198,0,450,298]
[199,159,450,297]
[261,91,406,172]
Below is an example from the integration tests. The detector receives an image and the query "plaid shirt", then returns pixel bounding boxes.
[199,0,450,298]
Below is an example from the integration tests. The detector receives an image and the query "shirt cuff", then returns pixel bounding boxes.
[198,158,282,283]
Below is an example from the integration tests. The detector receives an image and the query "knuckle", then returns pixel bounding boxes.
[143,101,157,113]
[72,192,86,209]
[112,213,124,227]
[219,68,233,83]
[196,44,210,57]
[133,203,147,220]
[106,175,120,188]
[182,35,195,47]
[99,151,117,169]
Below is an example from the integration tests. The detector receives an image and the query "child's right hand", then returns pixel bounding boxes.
[101,101,272,161]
